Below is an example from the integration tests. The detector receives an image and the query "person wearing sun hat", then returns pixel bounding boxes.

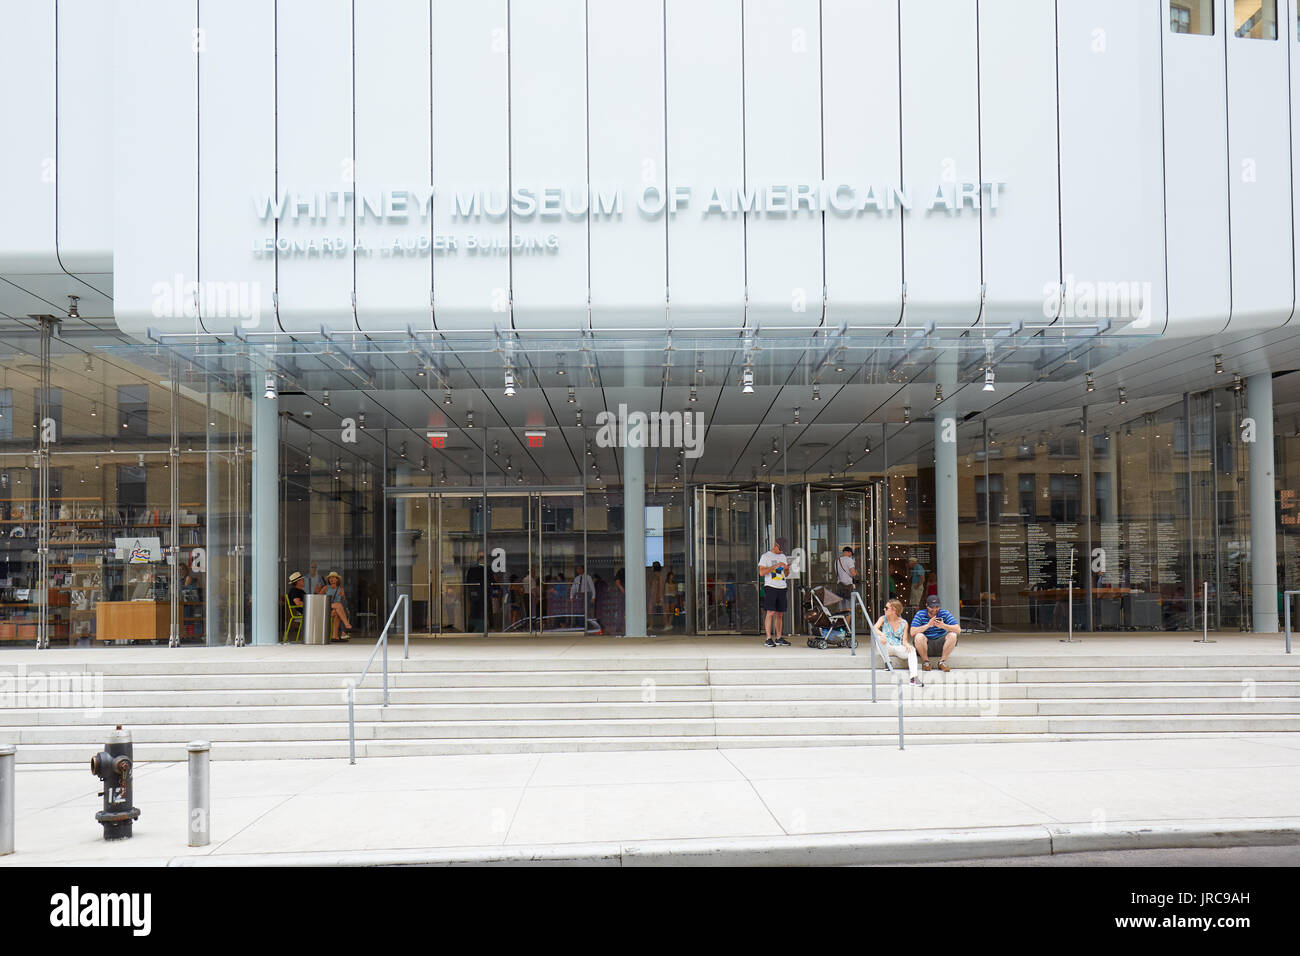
[288,570,307,607]
[317,569,352,641]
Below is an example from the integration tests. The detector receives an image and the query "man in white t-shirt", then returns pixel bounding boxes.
[836,546,859,600]
[758,537,792,647]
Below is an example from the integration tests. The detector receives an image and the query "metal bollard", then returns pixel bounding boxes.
[187,740,210,847]
[0,744,14,856]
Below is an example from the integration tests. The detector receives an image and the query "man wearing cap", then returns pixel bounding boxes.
[758,537,792,647]
[910,593,960,671]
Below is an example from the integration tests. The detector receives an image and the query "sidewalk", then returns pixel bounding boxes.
[3,734,1299,865]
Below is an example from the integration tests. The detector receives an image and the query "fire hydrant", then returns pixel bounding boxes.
[90,726,141,840]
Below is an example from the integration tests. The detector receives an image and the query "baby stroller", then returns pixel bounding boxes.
[805,585,854,650]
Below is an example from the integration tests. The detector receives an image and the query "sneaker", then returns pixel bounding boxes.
[764,638,776,647]
[775,637,790,646]
[910,676,923,686]
[938,660,951,672]
[922,661,932,671]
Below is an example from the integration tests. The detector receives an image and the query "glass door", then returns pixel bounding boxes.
[796,482,876,626]
[692,484,768,635]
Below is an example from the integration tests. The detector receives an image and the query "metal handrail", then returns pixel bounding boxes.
[848,591,904,750]
[849,592,896,702]
[1284,590,1298,654]
[347,594,410,765]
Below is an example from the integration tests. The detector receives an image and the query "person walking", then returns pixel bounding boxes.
[908,557,926,608]
[758,537,792,647]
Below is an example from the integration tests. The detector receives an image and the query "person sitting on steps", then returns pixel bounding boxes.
[910,593,960,672]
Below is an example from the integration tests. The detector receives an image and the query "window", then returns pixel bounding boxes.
[975,474,1004,525]
[1172,0,1215,35]
[1018,474,1037,521]
[1049,474,1082,522]
[31,388,62,439]
[1235,0,1277,38]
[0,389,11,440]
[117,385,149,437]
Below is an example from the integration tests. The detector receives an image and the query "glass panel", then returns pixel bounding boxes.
[396,496,430,632]
[1234,0,1277,38]
[1172,0,1215,34]
[540,492,588,633]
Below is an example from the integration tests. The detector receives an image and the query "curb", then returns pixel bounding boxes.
[114,816,1300,867]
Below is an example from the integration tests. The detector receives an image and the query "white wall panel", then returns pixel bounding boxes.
[1292,0,1300,327]
[56,0,113,274]
[899,0,982,327]
[274,0,354,333]
[0,1,57,275]
[587,0,666,328]
[508,0,588,330]
[1057,0,1166,334]
[664,0,745,328]
[978,0,1060,327]
[1161,0,1230,335]
[430,0,509,331]
[354,0,433,332]
[743,0,823,328]
[198,0,275,334]
[1226,8,1293,331]
[822,0,902,327]
[112,0,198,337]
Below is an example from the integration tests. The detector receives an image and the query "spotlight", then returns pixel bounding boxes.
[742,366,754,394]
[443,390,453,406]
[863,438,871,455]
[556,355,566,376]
[575,409,583,427]
[322,390,330,407]
[1214,354,1224,374]
[264,372,277,400]
[772,437,780,456]
[506,456,512,472]
[1118,387,1127,406]
[903,404,911,425]
[439,468,448,484]
[359,412,366,429]
[517,472,524,484]
[983,369,995,392]
[466,410,474,428]
[504,369,516,397]
[399,442,407,460]
[689,384,698,403]
[567,386,576,404]
[67,295,80,319]
[83,354,93,372]
[1085,372,1095,393]
[1232,374,1244,393]
[420,456,427,472]
[934,383,943,402]
[792,406,801,425]
[90,401,97,417]
[812,383,822,402]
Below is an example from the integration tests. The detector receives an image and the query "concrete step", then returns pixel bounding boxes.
[12,726,1300,765]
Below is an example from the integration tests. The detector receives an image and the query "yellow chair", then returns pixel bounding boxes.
[283,594,303,642]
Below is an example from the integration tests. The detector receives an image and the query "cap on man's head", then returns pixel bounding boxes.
[288,571,303,584]
[925,594,941,607]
